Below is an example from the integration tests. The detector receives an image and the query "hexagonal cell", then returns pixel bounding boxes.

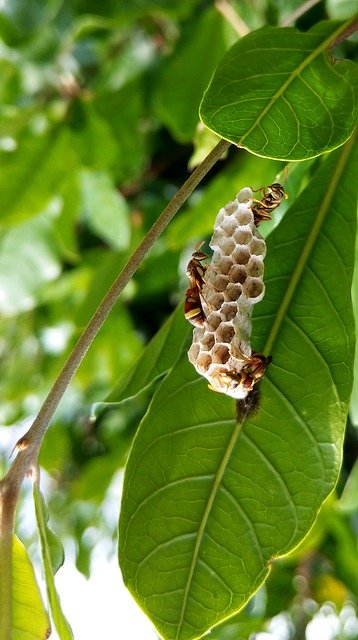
[250,236,266,256]
[201,332,215,351]
[204,290,224,311]
[188,342,200,361]
[216,237,236,256]
[215,322,235,343]
[206,311,222,331]
[221,216,237,236]
[236,188,252,203]
[247,256,264,277]
[233,227,253,245]
[220,302,237,321]
[211,274,229,292]
[237,210,253,225]
[211,343,230,364]
[232,246,250,265]
[224,201,237,214]
[229,264,247,284]
[225,283,242,301]
[243,277,264,299]
[212,256,232,275]
[196,352,213,371]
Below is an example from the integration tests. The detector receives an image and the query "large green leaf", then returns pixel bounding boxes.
[118,134,356,640]
[200,19,358,161]
[11,535,50,639]
[33,485,73,640]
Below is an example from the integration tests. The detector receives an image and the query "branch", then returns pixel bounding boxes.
[0,138,230,637]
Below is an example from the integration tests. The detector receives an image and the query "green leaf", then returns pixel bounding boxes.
[106,303,190,405]
[350,221,358,426]
[0,209,61,314]
[67,101,118,171]
[81,169,131,250]
[200,19,358,161]
[33,484,73,640]
[118,135,356,639]
[154,8,230,142]
[0,128,77,226]
[11,535,50,639]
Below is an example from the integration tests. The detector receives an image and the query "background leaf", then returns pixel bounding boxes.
[34,484,73,640]
[118,134,357,640]
[80,169,131,251]
[200,20,358,160]
[153,7,231,142]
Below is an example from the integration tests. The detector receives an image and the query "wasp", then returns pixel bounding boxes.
[184,242,209,327]
[251,182,287,226]
[210,352,272,398]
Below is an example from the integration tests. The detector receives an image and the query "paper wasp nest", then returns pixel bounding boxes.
[188,187,267,400]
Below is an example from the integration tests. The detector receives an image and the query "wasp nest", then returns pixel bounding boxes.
[187,187,270,400]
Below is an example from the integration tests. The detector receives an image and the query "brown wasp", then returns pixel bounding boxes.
[184,242,209,327]
[251,182,287,226]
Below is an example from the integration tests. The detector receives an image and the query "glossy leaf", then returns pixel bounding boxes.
[350,221,358,426]
[118,135,357,640]
[200,19,358,161]
[11,535,50,640]
[33,485,73,640]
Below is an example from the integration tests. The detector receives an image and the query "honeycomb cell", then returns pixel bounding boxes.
[196,352,212,370]
[229,265,247,284]
[250,236,266,256]
[247,256,264,277]
[243,277,265,299]
[215,322,235,343]
[232,246,250,265]
[225,283,242,301]
[211,344,230,364]
[233,227,252,245]
[220,302,237,321]
[201,333,215,351]
[206,312,221,331]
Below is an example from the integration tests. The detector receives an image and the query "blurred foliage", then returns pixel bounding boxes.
[0,0,357,639]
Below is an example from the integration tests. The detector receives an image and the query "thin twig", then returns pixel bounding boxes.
[215,0,250,36]
[0,138,230,639]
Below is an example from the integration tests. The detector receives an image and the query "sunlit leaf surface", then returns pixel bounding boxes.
[118,135,357,640]
[200,20,358,160]
[11,535,50,640]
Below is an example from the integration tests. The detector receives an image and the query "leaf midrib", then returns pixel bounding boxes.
[263,128,357,356]
[176,420,242,637]
[239,18,354,148]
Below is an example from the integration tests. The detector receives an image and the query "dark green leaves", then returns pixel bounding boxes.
[118,135,357,640]
[200,19,358,160]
